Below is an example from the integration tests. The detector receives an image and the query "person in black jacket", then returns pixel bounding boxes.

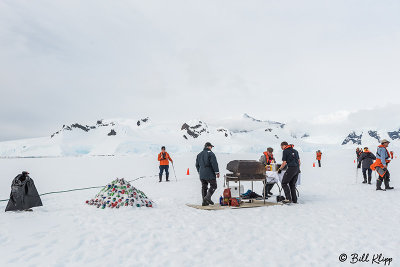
[278,142,300,204]
[358,147,376,184]
[196,142,220,206]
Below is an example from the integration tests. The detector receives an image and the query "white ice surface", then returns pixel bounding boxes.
[0,151,399,267]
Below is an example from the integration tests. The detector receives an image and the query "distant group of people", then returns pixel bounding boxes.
[356,139,394,191]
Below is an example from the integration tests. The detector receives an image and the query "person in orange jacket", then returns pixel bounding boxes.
[370,139,394,190]
[158,146,173,182]
[316,150,322,167]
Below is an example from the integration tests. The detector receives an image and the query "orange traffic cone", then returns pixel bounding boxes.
[186,168,190,175]
[313,162,315,167]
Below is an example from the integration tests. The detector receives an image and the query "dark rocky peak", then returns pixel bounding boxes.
[94,120,115,128]
[231,129,253,133]
[243,113,285,128]
[265,128,273,132]
[342,131,363,145]
[137,117,149,126]
[107,129,117,136]
[51,120,115,138]
[387,128,400,140]
[217,128,231,138]
[301,133,310,138]
[368,130,380,142]
[181,121,208,139]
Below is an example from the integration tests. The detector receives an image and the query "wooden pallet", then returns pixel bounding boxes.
[186,200,281,210]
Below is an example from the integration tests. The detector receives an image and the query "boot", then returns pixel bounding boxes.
[263,184,269,197]
[268,183,274,195]
[362,173,367,184]
[376,180,383,190]
[166,174,170,182]
[159,174,162,182]
[204,188,216,205]
[202,200,209,206]
[368,177,372,184]
[384,179,394,190]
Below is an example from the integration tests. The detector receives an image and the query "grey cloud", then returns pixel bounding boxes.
[1,0,400,141]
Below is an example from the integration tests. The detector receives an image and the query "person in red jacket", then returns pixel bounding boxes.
[158,146,173,182]
[316,150,322,167]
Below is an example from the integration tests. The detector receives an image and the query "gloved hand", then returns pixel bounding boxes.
[278,169,282,174]
[299,170,301,173]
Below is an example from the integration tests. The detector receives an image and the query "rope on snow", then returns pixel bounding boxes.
[0,175,158,202]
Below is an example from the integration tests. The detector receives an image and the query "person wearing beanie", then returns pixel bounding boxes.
[158,146,173,182]
[357,147,376,184]
[195,142,220,206]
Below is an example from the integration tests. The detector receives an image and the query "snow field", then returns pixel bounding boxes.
[0,151,399,266]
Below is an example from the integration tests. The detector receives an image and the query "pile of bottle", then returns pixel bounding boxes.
[85,178,153,209]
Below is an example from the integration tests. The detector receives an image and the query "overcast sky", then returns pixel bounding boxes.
[0,0,399,141]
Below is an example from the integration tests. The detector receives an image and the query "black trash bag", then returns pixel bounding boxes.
[5,172,43,212]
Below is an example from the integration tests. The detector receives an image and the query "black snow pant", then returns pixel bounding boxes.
[159,165,169,181]
[357,160,362,169]
[201,179,217,200]
[377,169,391,189]
[318,160,321,167]
[281,166,299,203]
[264,183,275,195]
[362,168,372,183]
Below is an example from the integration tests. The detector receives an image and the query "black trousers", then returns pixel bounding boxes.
[281,166,299,203]
[159,165,169,175]
[362,168,372,182]
[159,165,169,181]
[377,169,391,189]
[201,179,217,199]
[264,183,275,194]
[357,161,362,169]
[318,160,321,167]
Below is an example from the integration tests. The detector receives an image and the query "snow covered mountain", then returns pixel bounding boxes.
[1,113,398,157]
[341,128,400,146]
[0,114,312,157]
